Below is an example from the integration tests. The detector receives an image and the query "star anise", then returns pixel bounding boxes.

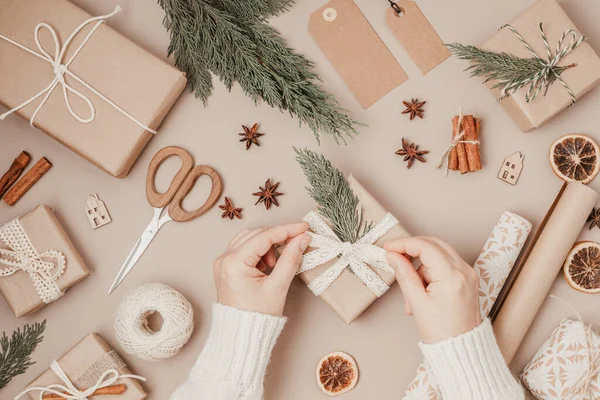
[395,138,429,169]
[402,98,426,120]
[253,179,283,210]
[239,123,264,150]
[589,208,600,230]
[219,197,243,220]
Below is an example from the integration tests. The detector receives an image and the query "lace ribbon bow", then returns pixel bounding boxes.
[0,219,65,303]
[14,359,146,400]
[501,23,586,104]
[298,211,399,297]
[0,6,156,133]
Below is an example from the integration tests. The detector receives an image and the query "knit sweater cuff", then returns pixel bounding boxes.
[419,319,523,400]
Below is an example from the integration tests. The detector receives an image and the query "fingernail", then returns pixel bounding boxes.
[300,234,311,251]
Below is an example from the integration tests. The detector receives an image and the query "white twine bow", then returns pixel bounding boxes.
[436,109,480,175]
[500,23,585,105]
[0,6,157,134]
[14,360,146,400]
[298,211,399,297]
[0,219,65,304]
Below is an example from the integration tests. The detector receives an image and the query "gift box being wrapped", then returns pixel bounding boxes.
[521,319,600,400]
[0,205,89,317]
[18,333,147,400]
[0,0,187,178]
[298,175,411,324]
[481,0,600,132]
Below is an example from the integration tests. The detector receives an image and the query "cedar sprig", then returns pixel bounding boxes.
[446,43,575,100]
[0,320,46,389]
[158,0,359,143]
[295,148,370,243]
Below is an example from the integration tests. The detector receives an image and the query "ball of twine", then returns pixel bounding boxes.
[114,283,194,361]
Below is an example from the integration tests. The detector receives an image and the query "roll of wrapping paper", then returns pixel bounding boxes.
[492,182,599,364]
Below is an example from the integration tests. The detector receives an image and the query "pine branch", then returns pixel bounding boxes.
[446,43,573,99]
[210,0,295,19]
[0,321,46,389]
[295,148,367,243]
[158,0,360,143]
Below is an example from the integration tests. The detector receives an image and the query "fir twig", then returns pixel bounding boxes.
[0,321,46,389]
[158,0,360,143]
[295,148,369,243]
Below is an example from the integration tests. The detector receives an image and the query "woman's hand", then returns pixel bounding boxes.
[384,237,481,344]
[214,222,311,317]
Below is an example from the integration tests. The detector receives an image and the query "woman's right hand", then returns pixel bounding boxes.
[384,237,482,344]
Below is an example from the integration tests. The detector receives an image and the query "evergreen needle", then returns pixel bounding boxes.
[0,320,46,389]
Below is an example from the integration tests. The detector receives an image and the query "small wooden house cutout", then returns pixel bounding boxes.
[498,152,524,185]
[85,194,111,229]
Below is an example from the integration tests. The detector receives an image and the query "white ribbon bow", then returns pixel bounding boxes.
[14,360,146,400]
[298,211,399,297]
[0,6,156,134]
[0,219,65,304]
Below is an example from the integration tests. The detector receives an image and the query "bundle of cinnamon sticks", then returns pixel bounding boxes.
[0,151,52,205]
[448,115,482,174]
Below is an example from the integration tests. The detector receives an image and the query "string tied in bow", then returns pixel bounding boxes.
[500,23,585,105]
[14,359,146,400]
[0,219,65,303]
[0,6,157,133]
[298,211,399,297]
[436,109,480,175]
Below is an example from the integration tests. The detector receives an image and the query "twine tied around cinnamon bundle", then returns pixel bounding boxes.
[436,109,480,176]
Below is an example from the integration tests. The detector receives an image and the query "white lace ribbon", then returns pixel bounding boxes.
[14,359,146,400]
[0,219,65,304]
[0,6,157,134]
[298,211,399,297]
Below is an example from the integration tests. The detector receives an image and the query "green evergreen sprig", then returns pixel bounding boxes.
[295,148,370,243]
[0,321,46,389]
[158,0,359,143]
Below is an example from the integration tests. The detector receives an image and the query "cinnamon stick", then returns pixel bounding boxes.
[463,116,482,172]
[3,157,52,206]
[449,118,459,171]
[0,151,31,199]
[41,384,126,399]
[452,116,469,174]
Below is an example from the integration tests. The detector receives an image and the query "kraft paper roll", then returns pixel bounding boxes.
[493,182,599,365]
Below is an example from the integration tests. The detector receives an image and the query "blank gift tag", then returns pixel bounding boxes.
[386,1,450,74]
[309,0,407,109]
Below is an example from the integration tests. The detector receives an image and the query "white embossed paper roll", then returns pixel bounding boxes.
[494,182,599,365]
[403,211,532,399]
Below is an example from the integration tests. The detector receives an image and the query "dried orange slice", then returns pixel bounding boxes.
[563,242,600,294]
[316,352,358,396]
[550,134,600,184]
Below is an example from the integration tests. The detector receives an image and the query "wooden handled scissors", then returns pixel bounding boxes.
[108,146,222,294]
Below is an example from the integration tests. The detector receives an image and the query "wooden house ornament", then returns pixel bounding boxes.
[85,194,111,229]
[498,152,524,185]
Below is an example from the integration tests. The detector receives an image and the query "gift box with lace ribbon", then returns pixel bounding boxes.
[0,205,89,317]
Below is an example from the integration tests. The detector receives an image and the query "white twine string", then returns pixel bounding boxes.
[298,211,399,297]
[0,219,64,304]
[14,359,146,400]
[436,109,480,175]
[0,6,157,134]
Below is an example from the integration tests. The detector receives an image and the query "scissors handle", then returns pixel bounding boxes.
[146,146,194,208]
[169,165,223,222]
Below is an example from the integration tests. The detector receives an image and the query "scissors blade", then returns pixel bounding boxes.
[108,222,159,294]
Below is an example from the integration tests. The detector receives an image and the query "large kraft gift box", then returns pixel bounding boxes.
[481,0,600,132]
[0,0,187,178]
[0,205,89,317]
[298,176,411,324]
[24,333,147,400]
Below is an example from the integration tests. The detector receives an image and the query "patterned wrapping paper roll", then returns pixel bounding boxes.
[404,211,532,400]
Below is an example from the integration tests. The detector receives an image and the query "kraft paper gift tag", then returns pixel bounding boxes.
[386,1,450,74]
[309,0,407,109]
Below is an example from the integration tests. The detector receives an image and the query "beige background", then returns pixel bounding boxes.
[1,0,600,398]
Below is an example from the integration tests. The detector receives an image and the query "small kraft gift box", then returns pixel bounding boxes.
[0,205,89,317]
[0,0,187,178]
[17,333,147,400]
[481,0,600,132]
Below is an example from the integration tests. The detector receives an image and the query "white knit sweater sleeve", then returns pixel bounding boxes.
[419,318,524,400]
[170,303,286,400]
